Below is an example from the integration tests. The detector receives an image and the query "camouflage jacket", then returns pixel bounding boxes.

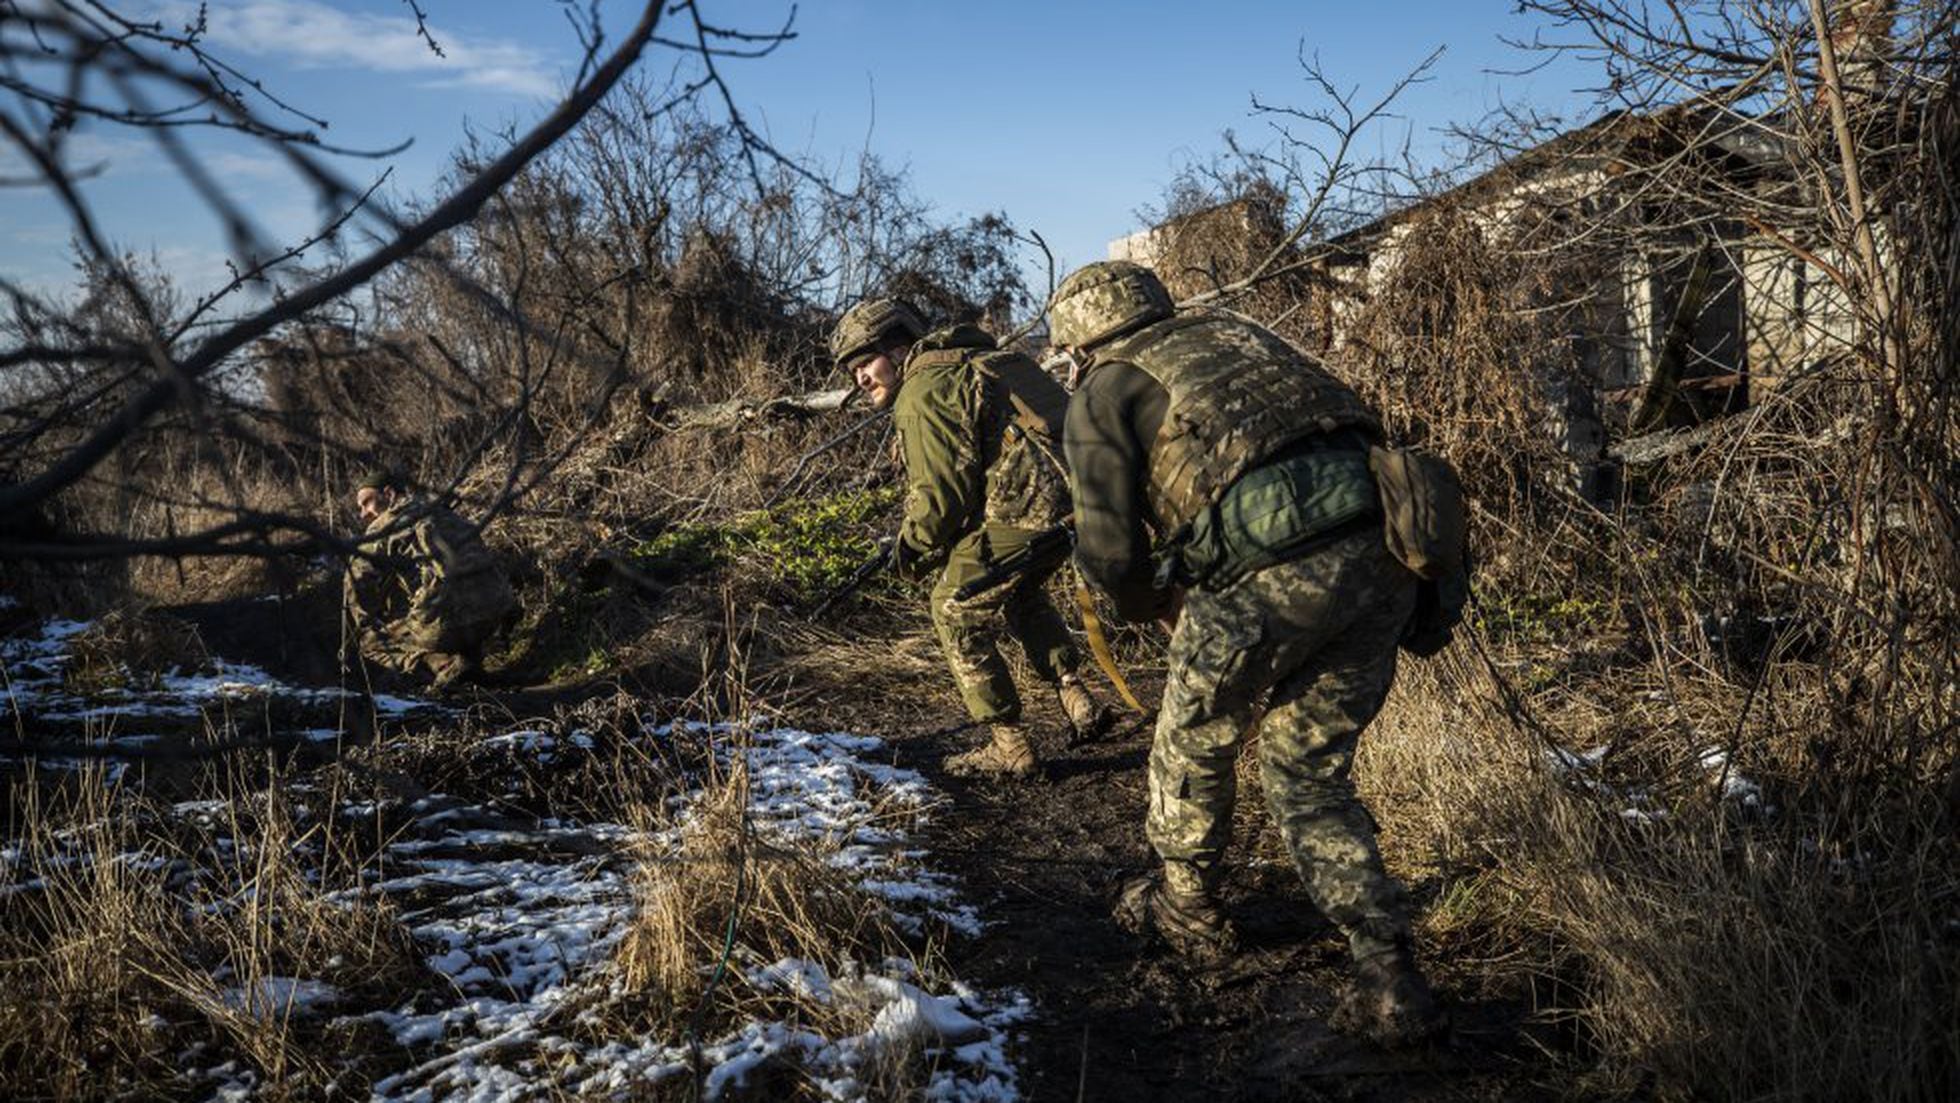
[343,498,513,647]
[1063,313,1379,622]
[891,325,1072,568]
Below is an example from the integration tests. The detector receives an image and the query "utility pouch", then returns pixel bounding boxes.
[1172,448,1378,590]
[1367,445,1467,580]
[1368,445,1472,654]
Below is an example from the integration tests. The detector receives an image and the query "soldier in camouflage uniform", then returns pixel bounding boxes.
[343,471,516,690]
[830,298,1110,778]
[1051,261,1442,1045]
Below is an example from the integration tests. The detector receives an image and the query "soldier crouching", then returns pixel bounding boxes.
[342,470,515,692]
[1051,261,1444,1046]
[830,298,1111,778]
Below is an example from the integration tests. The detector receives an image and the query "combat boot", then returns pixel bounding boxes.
[1332,943,1445,1047]
[1057,674,1115,746]
[424,652,481,694]
[1114,874,1240,957]
[944,724,1040,778]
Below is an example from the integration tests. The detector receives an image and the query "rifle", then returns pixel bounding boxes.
[807,538,893,619]
[951,521,1144,712]
[951,522,1073,601]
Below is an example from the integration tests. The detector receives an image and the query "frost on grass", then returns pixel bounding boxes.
[354,723,1021,1101]
[2,616,1025,1099]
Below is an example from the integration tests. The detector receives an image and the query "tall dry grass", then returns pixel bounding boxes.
[1363,652,1956,1100]
[612,745,950,1099]
[0,763,423,1099]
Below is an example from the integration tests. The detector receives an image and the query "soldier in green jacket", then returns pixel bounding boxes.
[343,471,515,690]
[830,298,1110,777]
[1051,261,1442,1046]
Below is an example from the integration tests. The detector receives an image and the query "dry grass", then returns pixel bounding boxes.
[57,608,209,695]
[0,765,423,1100]
[613,750,943,1099]
[1358,639,1957,1101]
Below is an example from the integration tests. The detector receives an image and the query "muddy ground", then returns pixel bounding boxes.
[132,592,1565,1101]
[893,700,1556,1102]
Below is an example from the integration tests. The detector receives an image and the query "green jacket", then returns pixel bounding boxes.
[892,325,1071,571]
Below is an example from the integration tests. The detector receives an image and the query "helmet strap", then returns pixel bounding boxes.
[1063,347,1096,391]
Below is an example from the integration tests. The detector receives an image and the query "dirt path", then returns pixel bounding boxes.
[888,701,1555,1102]
[159,595,1559,1099]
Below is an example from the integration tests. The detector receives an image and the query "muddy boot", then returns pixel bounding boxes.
[1114,875,1240,957]
[944,724,1040,778]
[1332,942,1445,1047]
[1057,674,1115,746]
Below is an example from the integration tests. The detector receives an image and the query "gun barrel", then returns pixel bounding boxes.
[951,524,1072,601]
[808,543,892,618]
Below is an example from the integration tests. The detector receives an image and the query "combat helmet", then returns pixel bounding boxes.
[830,297,927,367]
[1047,261,1175,351]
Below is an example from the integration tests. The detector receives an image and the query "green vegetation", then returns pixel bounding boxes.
[630,487,901,604]
[501,583,619,682]
[1473,591,1617,644]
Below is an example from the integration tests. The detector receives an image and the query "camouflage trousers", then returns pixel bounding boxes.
[930,524,1081,725]
[356,606,504,679]
[1148,526,1417,961]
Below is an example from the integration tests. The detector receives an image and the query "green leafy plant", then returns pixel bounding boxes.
[628,488,900,604]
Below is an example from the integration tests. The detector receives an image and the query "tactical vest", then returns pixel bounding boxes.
[906,334,1073,533]
[1097,312,1382,534]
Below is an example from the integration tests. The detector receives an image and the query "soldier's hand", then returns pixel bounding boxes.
[889,537,922,580]
[1158,586,1185,634]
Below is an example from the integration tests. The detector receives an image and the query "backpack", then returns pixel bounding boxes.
[1369,446,1471,656]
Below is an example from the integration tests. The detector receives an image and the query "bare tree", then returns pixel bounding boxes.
[0,0,811,569]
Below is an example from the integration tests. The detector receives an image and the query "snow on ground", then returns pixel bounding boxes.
[0,617,443,760]
[1542,737,1770,821]
[0,619,1034,1097]
[360,723,1022,1101]
[2,618,1027,1099]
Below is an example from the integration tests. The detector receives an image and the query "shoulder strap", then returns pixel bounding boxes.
[966,349,1070,477]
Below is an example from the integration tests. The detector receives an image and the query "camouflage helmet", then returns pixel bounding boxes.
[1047,261,1174,350]
[829,297,926,367]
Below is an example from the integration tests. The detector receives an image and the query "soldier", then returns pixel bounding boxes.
[1050,261,1443,1045]
[343,470,515,691]
[830,298,1110,777]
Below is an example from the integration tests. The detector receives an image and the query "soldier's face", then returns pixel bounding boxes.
[852,350,901,409]
[355,486,397,524]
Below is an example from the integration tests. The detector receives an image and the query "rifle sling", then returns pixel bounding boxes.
[1075,580,1144,713]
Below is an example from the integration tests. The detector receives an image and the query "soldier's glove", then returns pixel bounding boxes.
[889,536,923,580]
[890,536,949,582]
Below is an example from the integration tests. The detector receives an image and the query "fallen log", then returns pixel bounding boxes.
[1609,421,1721,465]
[654,387,855,432]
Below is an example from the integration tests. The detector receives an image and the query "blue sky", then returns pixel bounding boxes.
[1,1,1602,303]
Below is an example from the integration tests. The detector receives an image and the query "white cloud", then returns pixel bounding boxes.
[158,0,559,97]
[206,149,293,182]
[0,131,155,182]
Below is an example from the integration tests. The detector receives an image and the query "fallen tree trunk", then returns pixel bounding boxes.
[1610,421,1721,464]
[653,387,855,432]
